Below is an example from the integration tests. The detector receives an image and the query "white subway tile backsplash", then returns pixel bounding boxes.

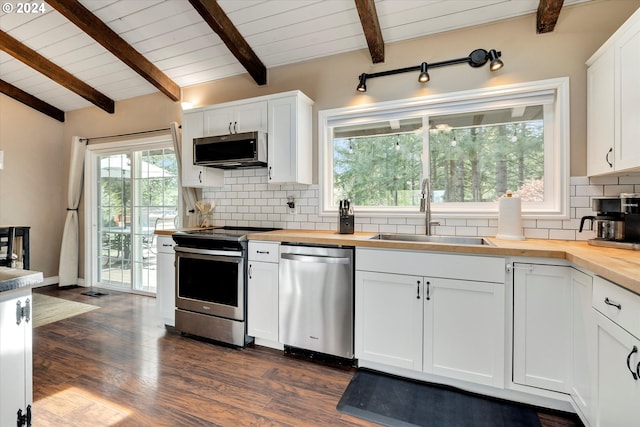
[575,185,603,197]
[202,172,640,241]
[570,176,590,185]
[549,229,576,240]
[524,228,549,239]
[589,176,619,185]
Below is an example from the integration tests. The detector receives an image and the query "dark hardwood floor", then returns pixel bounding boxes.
[32,286,582,426]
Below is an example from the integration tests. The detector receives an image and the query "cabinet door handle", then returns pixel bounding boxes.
[256,250,270,254]
[636,360,640,381]
[233,121,238,134]
[249,264,252,279]
[605,297,622,310]
[161,243,173,247]
[627,345,638,380]
[199,170,203,183]
[416,280,421,299]
[606,147,613,168]
[228,122,232,134]
[268,166,272,180]
[426,281,431,301]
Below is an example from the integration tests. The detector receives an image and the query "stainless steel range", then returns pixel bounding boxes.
[172,226,278,347]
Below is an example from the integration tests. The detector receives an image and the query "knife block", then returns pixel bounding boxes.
[339,214,354,234]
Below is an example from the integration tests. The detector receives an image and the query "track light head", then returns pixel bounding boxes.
[357,74,367,92]
[489,49,504,71]
[418,62,430,83]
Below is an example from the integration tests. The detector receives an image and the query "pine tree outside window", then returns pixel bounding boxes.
[319,78,569,219]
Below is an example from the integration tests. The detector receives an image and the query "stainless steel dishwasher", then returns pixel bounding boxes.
[279,244,354,360]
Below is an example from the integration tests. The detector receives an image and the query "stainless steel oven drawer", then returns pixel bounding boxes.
[175,308,248,347]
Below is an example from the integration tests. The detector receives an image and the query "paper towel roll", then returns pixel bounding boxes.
[496,196,525,240]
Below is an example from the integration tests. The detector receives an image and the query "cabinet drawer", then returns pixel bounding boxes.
[248,241,279,262]
[156,235,176,254]
[593,275,640,338]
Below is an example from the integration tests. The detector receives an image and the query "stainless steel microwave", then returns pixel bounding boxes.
[193,131,267,169]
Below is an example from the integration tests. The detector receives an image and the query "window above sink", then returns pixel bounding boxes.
[318,78,570,220]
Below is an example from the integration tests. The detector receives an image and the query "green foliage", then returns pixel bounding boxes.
[332,121,544,207]
[334,133,422,206]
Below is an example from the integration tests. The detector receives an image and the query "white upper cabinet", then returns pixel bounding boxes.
[204,101,267,136]
[587,8,640,176]
[587,48,615,176]
[181,110,224,188]
[267,92,313,184]
[181,90,313,186]
[614,15,640,171]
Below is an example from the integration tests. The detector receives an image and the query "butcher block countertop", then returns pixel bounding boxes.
[0,267,43,293]
[247,230,640,295]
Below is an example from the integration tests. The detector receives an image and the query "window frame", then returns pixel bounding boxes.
[318,77,570,219]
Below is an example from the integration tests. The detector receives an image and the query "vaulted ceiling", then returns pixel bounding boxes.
[0,0,580,122]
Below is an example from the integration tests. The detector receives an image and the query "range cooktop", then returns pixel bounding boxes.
[173,226,280,242]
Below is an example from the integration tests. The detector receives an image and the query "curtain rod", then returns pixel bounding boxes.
[81,127,171,143]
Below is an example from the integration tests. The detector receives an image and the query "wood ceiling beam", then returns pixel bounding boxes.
[45,0,181,101]
[355,0,385,63]
[0,30,114,113]
[188,0,267,85]
[0,79,65,122]
[536,0,564,33]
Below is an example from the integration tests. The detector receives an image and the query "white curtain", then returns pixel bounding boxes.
[58,136,87,286]
[170,122,198,227]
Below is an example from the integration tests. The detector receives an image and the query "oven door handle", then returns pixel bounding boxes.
[175,246,243,257]
[281,253,350,264]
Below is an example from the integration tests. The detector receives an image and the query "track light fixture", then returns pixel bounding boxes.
[357,73,367,92]
[418,62,430,83]
[356,48,503,93]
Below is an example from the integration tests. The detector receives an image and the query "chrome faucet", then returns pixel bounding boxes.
[420,178,440,235]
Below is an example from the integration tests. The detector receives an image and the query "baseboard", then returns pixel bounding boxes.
[32,276,87,288]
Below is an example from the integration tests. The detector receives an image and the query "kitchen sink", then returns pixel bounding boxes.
[370,234,492,246]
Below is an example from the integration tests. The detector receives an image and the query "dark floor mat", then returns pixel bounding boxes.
[337,369,542,427]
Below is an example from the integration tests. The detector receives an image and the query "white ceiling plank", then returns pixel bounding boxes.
[1,0,591,112]
[143,34,227,63]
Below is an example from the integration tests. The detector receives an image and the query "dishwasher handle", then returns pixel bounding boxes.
[281,252,351,264]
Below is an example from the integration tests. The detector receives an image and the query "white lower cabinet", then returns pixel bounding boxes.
[512,263,572,393]
[424,277,504,387]
[355,271,423,370]
[355,248,505,388]
[247,241,280,347]
[595,313,640,427]
[593,275,640,427]
[0,287,32,427]
[156,235,176,327]
[570,268,595,425]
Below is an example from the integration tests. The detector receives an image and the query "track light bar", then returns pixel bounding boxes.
[356,48,503,93]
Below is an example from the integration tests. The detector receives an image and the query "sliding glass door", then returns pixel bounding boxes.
[89,137,178,295]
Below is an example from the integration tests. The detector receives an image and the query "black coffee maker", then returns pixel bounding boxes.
[580,193,640,248]
[621,193,640,242]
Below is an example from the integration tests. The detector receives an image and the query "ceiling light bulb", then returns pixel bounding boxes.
[418,62,430,83]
